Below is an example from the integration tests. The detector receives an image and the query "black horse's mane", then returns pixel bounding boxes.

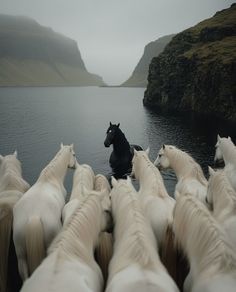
[113,127,131,154]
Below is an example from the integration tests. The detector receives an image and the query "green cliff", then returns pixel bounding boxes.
[0,15,105,86]
[121,34,174,87]
[144,4,236,122]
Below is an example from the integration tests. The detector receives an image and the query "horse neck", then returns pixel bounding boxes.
[168,149,205,184]
[221,141,236,165]
[50,196,102,262]
[212,174,236,218]
[70,166,94,200]
[38,149,70,186]
[167,149,190,179]
[137,156,168,197]
[175,196,236,277]
[110,186,160,277]
[112,130,130,155]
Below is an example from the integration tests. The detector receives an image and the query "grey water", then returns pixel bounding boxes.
[0,87,235,196]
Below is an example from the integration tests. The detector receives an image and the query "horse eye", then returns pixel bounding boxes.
[159,154,162,158]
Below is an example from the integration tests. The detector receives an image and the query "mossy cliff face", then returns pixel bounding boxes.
[144,4,236,123]
[121,34,174,87]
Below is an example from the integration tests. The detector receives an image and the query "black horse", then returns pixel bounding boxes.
[104,122,142,178]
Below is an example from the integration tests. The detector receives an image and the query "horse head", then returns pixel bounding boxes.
[104,122,120,147]
[131,148,149,179]
[154,144,171,170]
[61,143,77,169]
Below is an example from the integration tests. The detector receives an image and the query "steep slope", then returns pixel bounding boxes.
[0,15,104,86]
[121,34,174,87]
[144,4,236,122]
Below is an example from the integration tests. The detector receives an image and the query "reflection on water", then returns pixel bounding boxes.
[0,87,235,196]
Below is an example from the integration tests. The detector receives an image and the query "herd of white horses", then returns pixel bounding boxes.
[0,135,236,292]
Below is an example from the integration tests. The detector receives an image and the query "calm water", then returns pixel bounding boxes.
[0,87,235,196]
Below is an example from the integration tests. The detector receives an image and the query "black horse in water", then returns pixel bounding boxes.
[104,122,142,178]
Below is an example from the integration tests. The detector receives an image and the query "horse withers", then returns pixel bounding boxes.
[104,122,142,178]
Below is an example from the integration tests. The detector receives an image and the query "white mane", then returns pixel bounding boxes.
[174,194,236,275]
[49,192,103,264]
[37,146,71,182]
[70,163,95,200]
[165,145,207,186]
[209,170,236,209]
[0,155,29,193]
[109,180,161,280]
[134,151,168,198]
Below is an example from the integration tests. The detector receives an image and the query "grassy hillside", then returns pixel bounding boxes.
[0,14,104,86]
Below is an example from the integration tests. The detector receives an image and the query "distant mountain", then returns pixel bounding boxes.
[121,34,175,87]
[0,14,105,86]
[144,4,236,123]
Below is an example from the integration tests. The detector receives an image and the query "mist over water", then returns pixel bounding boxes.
[0,87,235,196]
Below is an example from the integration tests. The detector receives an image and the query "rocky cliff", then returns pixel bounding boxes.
[144,4,236,123]
[0,15,104,86]
[121,34,174,87]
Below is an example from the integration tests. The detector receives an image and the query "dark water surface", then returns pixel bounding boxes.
[0,87,235,196]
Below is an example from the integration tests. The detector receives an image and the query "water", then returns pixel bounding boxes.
[0,87,235,196]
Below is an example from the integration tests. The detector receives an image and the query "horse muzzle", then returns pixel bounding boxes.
[104,141,110,148]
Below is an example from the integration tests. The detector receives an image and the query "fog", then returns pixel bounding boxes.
[0,0,234,84]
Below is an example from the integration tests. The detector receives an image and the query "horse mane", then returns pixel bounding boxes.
[70,163,95,200]
[49,192,103,264]
[174,194,236,274]
[38,146,70,181]
[136,151,168,198]
[209,170,236,208]
[109,182,161,280]
[0,156,29,193]
[165,145,207,186]
[113,127,130,151]
[95,174,110,193]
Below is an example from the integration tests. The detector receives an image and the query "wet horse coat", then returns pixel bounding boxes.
[104,122,142,178]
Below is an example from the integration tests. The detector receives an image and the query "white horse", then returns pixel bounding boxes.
[207,167,236,250]
[106,177,179,292]
[13,143,76,280]
[214,135,236,191]
[173,193,236,292]
[94,174,113,283]
[62,162,95,225]
[0,151,30,292]
[154,145,208,204]
[131,149,175,247]
[21,189,112,292]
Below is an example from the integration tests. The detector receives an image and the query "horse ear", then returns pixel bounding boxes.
[117,123,120,128]
[217,134,221,142]
[111,176,118,187]
[70,143,74,149]
[13,150,18,157]
[110,122,112,126]
[127,176,132,184]
[134,149,138,156]
[208,166,215,176]
[60,142,64,148]
[145,147,150,155]
[228,136,232,141]
[163,144,166,150]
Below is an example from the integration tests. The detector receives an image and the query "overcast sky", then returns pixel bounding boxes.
[0,0,234,85]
